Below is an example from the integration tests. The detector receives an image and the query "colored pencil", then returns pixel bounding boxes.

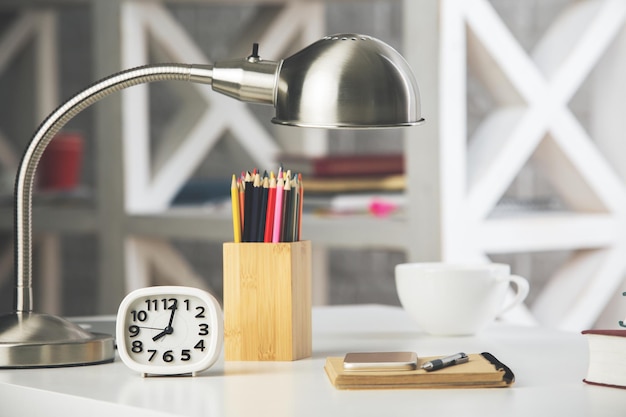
[231,174,241,243]
[238,173,245,228]
[248,173,262,242]
[281,177,292,242]
[257,174,269,242]
[297,173,303,241]
[243,172,253,242]
[263,172,277,242]
[231,166,304,243]
[291,175,300,242]
[272,169,284,243]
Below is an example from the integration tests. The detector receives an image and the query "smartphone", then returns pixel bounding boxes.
[343,351,418,371]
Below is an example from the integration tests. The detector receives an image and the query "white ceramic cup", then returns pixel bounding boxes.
[395,263,529,336]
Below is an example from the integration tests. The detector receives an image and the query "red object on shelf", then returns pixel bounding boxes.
[38,132,84,191]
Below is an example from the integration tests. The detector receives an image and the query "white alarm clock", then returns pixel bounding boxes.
[116,286,223,377]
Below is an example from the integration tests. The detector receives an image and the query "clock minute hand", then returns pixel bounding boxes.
[167,300,178,328]
[152,302,177,341]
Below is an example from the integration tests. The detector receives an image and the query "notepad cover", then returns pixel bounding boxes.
[324,352,514,389]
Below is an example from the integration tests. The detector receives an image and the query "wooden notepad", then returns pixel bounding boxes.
[324,352,514,389]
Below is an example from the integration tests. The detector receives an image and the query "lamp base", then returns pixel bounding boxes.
[0,312,114,368]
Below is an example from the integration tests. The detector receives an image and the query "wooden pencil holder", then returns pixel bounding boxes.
[222,240,312,361]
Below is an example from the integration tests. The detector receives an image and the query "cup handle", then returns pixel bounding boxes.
[497,275,530,316]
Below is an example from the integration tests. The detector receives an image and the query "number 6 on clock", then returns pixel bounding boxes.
[116,286,223,377]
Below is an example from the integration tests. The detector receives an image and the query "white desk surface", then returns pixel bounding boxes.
[1,304,625,417]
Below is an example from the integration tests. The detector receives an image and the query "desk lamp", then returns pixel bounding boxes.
[0,34,423,367]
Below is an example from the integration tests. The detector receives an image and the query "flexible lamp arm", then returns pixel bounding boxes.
[15,64,193,312]
[14,56,278,312]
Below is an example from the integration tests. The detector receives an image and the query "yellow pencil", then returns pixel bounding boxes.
[231,174,242,243]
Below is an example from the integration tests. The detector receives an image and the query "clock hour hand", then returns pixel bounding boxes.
[152,328,171,341]
[152,301,177,341]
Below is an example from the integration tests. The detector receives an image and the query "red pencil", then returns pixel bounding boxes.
[238,172,245,230]
[263,172,277,242]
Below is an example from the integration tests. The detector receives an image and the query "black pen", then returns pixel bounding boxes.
[421,352,468,371]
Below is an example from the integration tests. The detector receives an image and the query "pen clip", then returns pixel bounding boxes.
[455,353,469,364]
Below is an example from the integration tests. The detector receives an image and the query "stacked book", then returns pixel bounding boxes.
[276,153,405,217]
[582,328,626,389]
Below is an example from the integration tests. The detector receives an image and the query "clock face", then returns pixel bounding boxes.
[116,286,223,376]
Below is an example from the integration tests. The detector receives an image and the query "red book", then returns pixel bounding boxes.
[581,329,626,389]
[278,153,404,178]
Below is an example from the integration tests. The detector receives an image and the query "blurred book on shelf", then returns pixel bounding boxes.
[277,153,404,178]
[302,174,405,194]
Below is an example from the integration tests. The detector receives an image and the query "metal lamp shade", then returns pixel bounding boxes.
[273,34,424,128]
